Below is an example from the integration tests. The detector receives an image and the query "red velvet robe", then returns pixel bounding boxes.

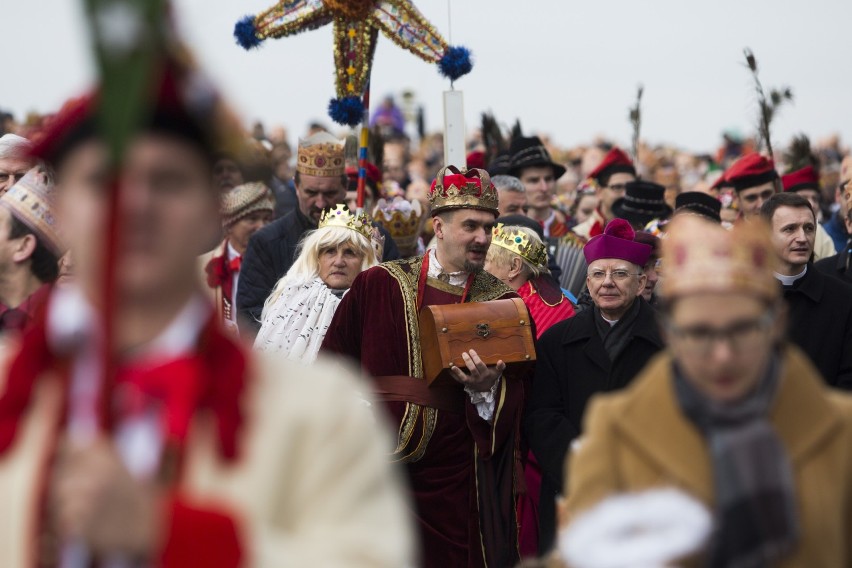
[322,255,524,568]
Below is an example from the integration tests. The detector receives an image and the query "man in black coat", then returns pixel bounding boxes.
[761,194,852,388]
[237,133,398,334]
[525,219,664,554]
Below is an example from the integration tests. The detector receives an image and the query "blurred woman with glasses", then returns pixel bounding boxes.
[557,215,852,567]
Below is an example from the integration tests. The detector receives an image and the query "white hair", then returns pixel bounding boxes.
[265,225,377,306]
[492,175,525,193]
[0,134,33,160]
[486,225,548,278]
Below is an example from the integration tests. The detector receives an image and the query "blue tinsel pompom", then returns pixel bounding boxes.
[438,46,473,81]
[328,96,364,127]
[234,16,262,50]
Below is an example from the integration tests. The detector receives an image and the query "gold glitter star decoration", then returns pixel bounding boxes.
[234,0,473,126]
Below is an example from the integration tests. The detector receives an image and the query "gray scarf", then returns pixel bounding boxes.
[674,354,798,568]
[593,298,641,362]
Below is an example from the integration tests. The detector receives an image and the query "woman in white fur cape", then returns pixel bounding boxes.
[254,205,380,362]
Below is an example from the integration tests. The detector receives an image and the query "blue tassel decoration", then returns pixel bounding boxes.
[438,46,473,81]
[328,96,365,127]
[234,16,262,50]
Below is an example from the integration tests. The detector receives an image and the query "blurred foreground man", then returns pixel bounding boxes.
[760,193,852,388]
[0,57,412,567]
[323,166,524,568]
[561,215,852,567]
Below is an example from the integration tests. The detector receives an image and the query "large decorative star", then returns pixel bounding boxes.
[235,0,472,126]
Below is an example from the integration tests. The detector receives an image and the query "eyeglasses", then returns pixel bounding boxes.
[667,313,774,355]
[0,172,27,185]
[587,269,642,282]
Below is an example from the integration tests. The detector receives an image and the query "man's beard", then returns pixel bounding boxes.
[463,244,488,273]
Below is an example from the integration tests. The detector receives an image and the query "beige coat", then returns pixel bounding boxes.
[564,346,852,567]
[0,352,415,567]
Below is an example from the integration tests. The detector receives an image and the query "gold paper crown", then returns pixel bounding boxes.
[297,132,346,177]
[318,204,373,241]
[491,224,548,268]
[428,165,499,215]
[372,197,424,254]
[659,215,780,301]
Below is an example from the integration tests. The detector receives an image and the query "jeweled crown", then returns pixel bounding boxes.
[372,197,424,254]
[297,132,346,177]
[491,223,548,268]
[318,204,373,241]
[428,165,499,216]
[659,215,779,301]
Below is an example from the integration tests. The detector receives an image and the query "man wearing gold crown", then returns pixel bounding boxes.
[323,165,524,568]
[237,133,399,335]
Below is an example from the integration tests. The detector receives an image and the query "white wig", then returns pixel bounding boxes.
[265,225,378,306]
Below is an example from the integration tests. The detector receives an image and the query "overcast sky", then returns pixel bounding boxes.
[4,0,851,152]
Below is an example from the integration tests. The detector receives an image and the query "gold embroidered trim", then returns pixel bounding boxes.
[469,271,515,302]
[394,402,417,455]
[490,379,508,454]
[381,257,439,463]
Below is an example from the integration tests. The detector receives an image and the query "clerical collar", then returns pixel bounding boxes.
[601,315,619,327]
[227,241,240,262]
[774,266,807,287]
[428,248,469,287]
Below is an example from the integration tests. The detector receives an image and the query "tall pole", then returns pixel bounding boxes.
[356,79,371,211]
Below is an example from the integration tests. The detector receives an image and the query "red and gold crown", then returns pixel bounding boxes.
[297,132,346,177]
[318,204,373,241]
[659,215,779,302]
[372,197,424,255]
[491,224,548,268]
[428,165,499,216]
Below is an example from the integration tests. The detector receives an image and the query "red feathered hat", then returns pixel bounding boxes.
[782,165,820,193]
[583,218,652,267]
[722,152,778,192]
[588,147,635,184]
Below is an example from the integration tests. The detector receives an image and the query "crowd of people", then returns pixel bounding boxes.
[1,23,852,568]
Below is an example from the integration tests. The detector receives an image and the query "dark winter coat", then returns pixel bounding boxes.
[525,297,663,553]
[782,265,852,389]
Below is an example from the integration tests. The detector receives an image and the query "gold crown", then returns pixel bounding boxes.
[319,204,374,241]
[297,132,346,177]
[429,165,499,215]
[372,197,424,254]
[490,223,548,268]
[659,215,780,301]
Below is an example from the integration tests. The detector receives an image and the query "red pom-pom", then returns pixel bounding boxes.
[604,218,636,240]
